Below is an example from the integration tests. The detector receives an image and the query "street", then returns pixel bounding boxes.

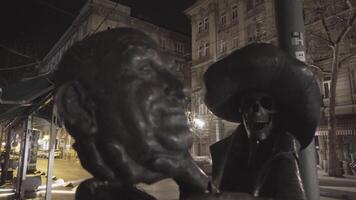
[0,158,351,199]
[30,159,353,199]
[36,158,91,184]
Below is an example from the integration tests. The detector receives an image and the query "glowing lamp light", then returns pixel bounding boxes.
[193,118,205,129]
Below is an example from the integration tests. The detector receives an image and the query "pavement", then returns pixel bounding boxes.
[0,159,354,199]
[318,169,356,200]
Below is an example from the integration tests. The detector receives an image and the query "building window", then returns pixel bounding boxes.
[220,12,227,27]
[247,24,257,43]
[255,22,264,41]
[204,42,209,56]
[198,17,209,33]
[232,37,238,49]
[198,21,203,33]
[176,62,184,72]
[350,28,356,45]
[219,40,226,53]
[175,42,184,53]
[204,17,209,31]
[323,79,331,99]
[160,38,166,50]
[352,68,356,96]
[198,45,203,58]
[256,0,265,5]
[247,0,254,11]
[232,5,238,22]
[247,0,264,11]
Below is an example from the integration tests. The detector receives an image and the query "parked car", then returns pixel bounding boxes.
[37,150,61,158]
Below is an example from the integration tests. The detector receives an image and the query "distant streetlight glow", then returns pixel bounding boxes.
[193,118,205,129]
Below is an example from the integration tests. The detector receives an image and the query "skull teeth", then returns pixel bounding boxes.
[252,122,268,130]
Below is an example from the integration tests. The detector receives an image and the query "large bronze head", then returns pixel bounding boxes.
[54,28,208,191]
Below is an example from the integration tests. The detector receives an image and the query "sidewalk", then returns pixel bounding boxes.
[318,169,356,199]
[0,168,355,199]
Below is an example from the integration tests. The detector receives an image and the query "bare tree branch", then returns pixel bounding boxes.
[308,64,332,74]
[308,31,333,44]
[340,52,356,64]
[334,14,348,23]
[335,6,356,43]
[320,12,335,44]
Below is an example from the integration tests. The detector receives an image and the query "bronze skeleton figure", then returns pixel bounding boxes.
[204,43,321,200]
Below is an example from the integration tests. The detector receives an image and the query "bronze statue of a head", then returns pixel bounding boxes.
[53,28,209,195]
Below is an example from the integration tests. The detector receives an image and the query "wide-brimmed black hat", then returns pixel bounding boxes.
[204,43,321,149]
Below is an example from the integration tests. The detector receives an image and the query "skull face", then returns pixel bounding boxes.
[240,91,276,141]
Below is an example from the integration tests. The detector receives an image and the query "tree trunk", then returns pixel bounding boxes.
[0,126,4,153]
[327,45,343,177]
[318,136,327,170]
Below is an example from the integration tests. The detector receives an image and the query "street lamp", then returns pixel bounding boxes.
[193,118,205,129]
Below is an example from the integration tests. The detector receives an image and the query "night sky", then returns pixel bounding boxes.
[0,0,193,85]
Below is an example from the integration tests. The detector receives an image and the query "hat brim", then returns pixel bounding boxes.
[204,43,321,149]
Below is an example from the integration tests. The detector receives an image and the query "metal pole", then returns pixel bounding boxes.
[1,128,12,185]
[16,116,32,199]
[215,119,220,142]
[275,1,319,199]
[0,125,4,153]
[45,105,57,200]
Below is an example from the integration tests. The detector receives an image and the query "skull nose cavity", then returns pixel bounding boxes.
[252,103,259,112]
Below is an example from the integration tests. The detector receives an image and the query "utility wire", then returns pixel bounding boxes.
[0,62,38,71]
[92,0,121,34]
[0,44,40,64]
[35,0,76,18]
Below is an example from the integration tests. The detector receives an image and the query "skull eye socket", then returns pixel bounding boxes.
[260,97,273,110]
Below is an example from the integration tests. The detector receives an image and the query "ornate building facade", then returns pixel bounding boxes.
[185,0,278,156]
[39,0,191,89]
[185,0,356,161]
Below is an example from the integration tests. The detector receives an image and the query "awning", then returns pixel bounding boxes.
[316,127,356,136]
[0,74,53,122]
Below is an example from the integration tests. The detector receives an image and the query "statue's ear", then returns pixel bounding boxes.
[54,81,98,136]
